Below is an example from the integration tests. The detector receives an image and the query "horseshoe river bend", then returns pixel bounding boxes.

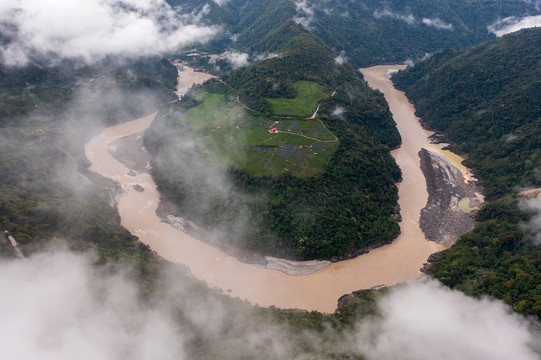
[84,65,472,313]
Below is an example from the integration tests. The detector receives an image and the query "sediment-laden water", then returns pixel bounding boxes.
[85,66,465,313]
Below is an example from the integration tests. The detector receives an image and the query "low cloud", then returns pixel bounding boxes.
[373,9,416,25]
[293,0,316,30]
[0,245,308,359]
[355,279,541,360]
[212,0,230,6]
[422,17,453,30]
[0,247,187,359]
[332,106,346,118]
[488,15,541,36]
[335,51,347,65]
[216,51,278,69]
[223,51,250,69]
[403,52,432,67]
[0,0,217,66]
[522,0,541,11]
[519,197,541,245]
[2,247,541,359]
[253,52,279,62]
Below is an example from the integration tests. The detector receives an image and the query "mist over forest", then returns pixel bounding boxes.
[1,0,540,359]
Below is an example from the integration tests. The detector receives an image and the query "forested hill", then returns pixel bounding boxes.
[166,0,540,66]
[393,28,541,198]
[392,28,541,318]
[145,22,403,260]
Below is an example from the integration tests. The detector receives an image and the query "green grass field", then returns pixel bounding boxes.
[178,93,338,176]
[266,81,329,117]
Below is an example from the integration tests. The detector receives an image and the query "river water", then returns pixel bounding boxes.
[85,66,452,313]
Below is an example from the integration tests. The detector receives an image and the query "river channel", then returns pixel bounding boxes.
[85,65,456,313]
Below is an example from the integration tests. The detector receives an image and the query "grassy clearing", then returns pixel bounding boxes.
[266,81,329,117]
[177,93,337,176]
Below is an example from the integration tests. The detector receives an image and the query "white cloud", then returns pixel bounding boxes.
[373,9,416,25]
[0,247,187,359]
[332,106,345,118]
[488,15,541,36]
[253,52,279,62]
[404,58,415,67]
[422,17,453,30]
[355,279,541,360]
[293,0,315,30]
[212,0,230,6]
[223,51,250,69]
[335,51,347,65]
[0,0,217,66]
[2,247,541,359]
[519,197,541,245]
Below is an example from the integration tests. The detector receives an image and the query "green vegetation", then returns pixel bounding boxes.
[393,28,541,319]
[168,0,539,67]
[145,25,401,260]
[307,0,540,66]
[0,57,178,261]
[3,0,541,354]
[429,198,541,318]
[393,28,541,198]
[0,52,384,359]
[170,91,337,177]
[266,80,328,117]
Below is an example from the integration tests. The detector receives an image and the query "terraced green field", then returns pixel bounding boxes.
[178,93,338,176]
[266,81,329,117]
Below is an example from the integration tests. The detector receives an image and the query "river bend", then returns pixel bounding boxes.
[85,66,452,313]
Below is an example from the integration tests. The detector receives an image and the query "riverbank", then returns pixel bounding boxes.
[419,148,483,247]
[85,65,447,313]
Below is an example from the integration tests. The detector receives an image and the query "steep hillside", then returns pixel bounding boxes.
[393,28,541,197]
[308,0,540,66]
[392,28,541,317]
[0,57,178,261]
[168,0,540,66]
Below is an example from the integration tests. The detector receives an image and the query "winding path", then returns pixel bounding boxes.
[85,66,451,313]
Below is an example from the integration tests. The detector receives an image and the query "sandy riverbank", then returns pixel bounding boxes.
[84,65,469,313]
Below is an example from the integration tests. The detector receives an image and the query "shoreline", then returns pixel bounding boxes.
[418,148,483,247]
[84,65,464,313]
[107,124,401,273]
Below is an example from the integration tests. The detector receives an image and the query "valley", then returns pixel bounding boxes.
[81,65,487,312]
[1,1,540,357]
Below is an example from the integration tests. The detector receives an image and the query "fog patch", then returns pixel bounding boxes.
[0,246,187,359]
[293,0,315,30]
[422,17,453,30]
[519,197,541,245]
[355,279,541,360]
[0,245,321,359]
[254,52,279,62]
[212,0,230,6]
[223,51,250,69]
[332,106,346,118]
[403,52,432,67]
[335,51,347,65]
[404,58,415,67]
[0,0,217,66]
[488,15,541,36]
[373,9,416,25]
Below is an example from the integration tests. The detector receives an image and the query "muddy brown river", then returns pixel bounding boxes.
[85,65,458,313]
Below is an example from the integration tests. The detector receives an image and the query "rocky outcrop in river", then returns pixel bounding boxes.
[419,148,483,247]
